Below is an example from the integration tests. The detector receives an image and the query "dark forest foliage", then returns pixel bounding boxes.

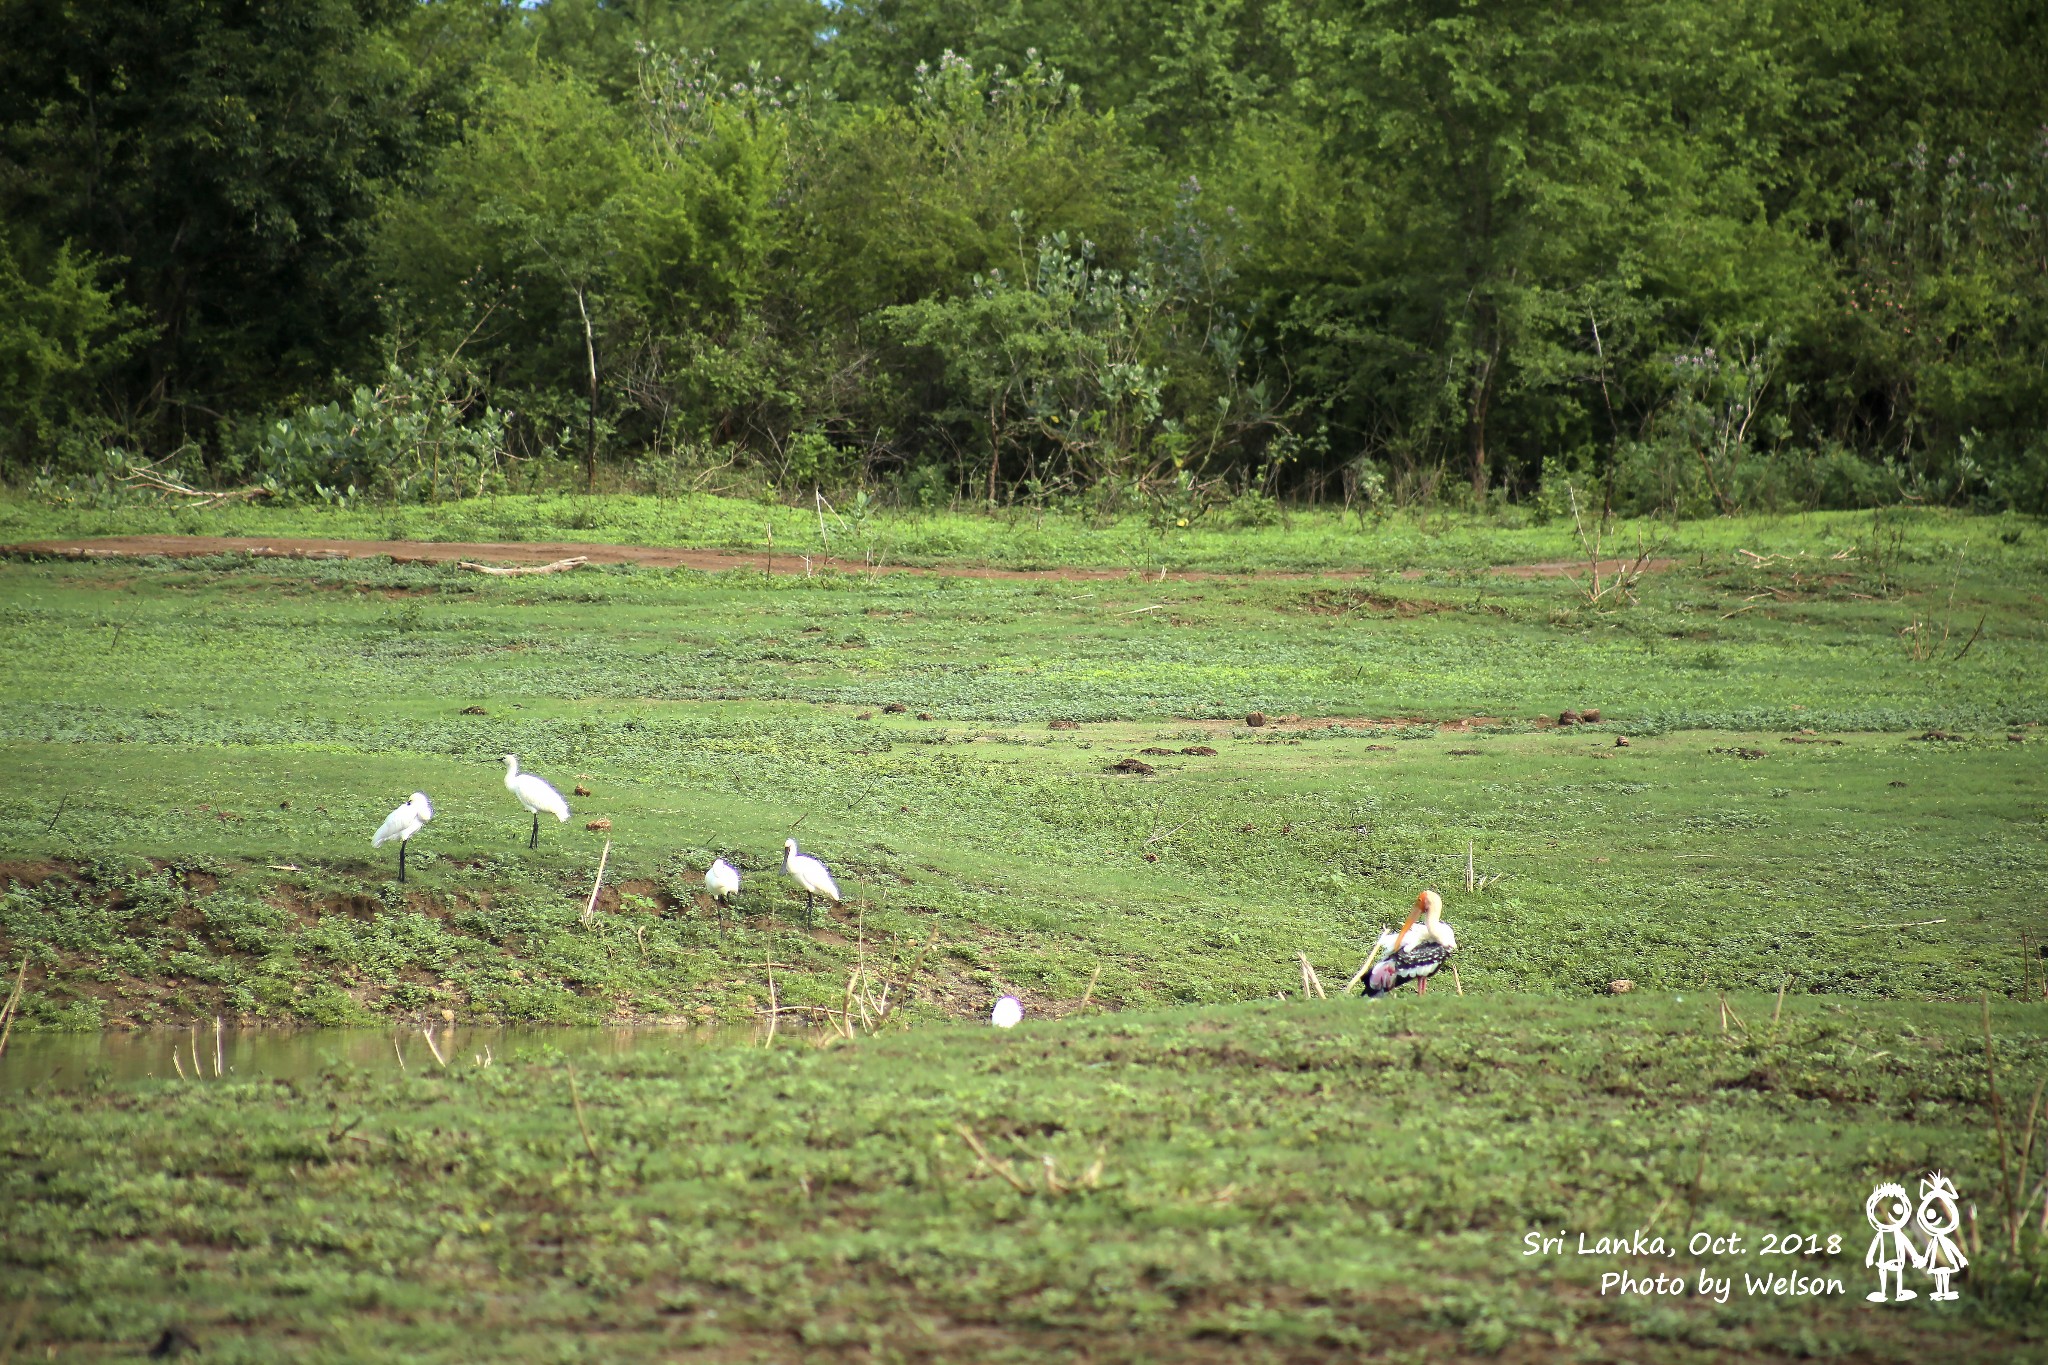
[1,0,2043,513]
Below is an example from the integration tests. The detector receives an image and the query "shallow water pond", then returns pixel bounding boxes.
[0,1022,759,1091]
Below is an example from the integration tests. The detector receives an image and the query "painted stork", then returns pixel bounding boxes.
[780,838,840,926]
[1365,890,1456,997]
[502,755,570,849]
[372,792,433,883]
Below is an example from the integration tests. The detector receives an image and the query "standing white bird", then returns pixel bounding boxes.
[372,792,433,883]
[780,838,840,926]
[1366,890,1456,998]
[501,755,569,849]
[705,857,741,903]
[991,995,1024,1029]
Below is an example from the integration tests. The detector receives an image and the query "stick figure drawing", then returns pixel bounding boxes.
[1865,1182,1925,1302]
[1915,1172,1967,1301]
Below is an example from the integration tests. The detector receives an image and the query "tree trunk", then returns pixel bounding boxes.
[986,395,1001,508]
[573,286,598,493]
[1467,320,1503,503]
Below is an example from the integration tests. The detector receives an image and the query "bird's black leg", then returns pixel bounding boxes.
[805,891,815,929]
[399,841,407,884]
[529,813,539,849]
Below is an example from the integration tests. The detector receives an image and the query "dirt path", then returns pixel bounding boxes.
[0,533,1678,583]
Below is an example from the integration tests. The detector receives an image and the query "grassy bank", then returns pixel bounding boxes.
[0,533,2042,1029]
[6,997,2047,1362]
[4,508,2047,1362]
[2,492,2038,575]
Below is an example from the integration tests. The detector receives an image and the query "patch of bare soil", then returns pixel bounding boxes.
[1181,713,1508,734]
[2,535,1683,585]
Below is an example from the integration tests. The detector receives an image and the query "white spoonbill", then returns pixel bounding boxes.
[780,838,840,925]
[705,857,741,903]
[502,755,570,849]
[372,792,433,883]
[991,995,1023,1029]
[1366,890,1455,998]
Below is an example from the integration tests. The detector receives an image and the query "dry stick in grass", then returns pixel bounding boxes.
[764,953,780,1047]
[1953,610,1987,661]
[1301,954,1327,1000]
[1771,975,1792,1035]
[1982,990,2020,1254]
[1079,963,1102,1010]
[1466,838,1475,894]
[1722,996,1749,1034]
[171,1050,186,1080]
[953,1124,1034,1195]
[420,1028,448,1067]
[213,1016,223,1077]
[0,955,26,1060]
[580,840,612,926]
[839,971,860,1040]
[1849,918,1949,931]
[392,1035,406,1072]
[1449,961,1464,996]
[190,1031,202,1080]
[567,1066,600,1162]
[2016,1075,2047,1217]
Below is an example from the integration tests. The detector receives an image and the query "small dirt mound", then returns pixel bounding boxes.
[1710,747,1768,760]
[1048,718,1080,730]
[1916,729,1964,742]
[1140,747,1176,756]
[1558,709,1582,726]
[1245,711,1268,727]
[1109,758,1156,775]
[586,818,612,831]
[459,705,487,715]
[882,702,909,714]
[1180,745,1217,756]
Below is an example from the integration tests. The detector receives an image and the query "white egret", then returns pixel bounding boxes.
[371,792,433,883]
[1365,890,1456,997]
[502,755,570,849]
[991,995,1023,1029]
[780,838,840,926]
[706,857,741,903]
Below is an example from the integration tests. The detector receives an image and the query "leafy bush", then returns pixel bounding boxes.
[241,364,509,503]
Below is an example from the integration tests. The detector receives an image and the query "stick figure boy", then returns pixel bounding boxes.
[1915,1172,1967,1301]
[1865,1182,1925,1302]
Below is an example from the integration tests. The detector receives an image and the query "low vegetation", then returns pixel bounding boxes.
[5,998,2047,1361]
[2,507,2043,1359]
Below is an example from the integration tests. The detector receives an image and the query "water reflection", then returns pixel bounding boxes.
[0,1022,764,1091]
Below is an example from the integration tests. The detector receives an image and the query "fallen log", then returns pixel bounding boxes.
[456,556,589,576]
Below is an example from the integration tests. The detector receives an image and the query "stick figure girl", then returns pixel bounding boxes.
[1915,1172,1967,1301]
[1864,1182,1924,1302]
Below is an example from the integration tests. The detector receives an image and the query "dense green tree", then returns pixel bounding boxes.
[0,0,467,462]
[2,0,2042,507]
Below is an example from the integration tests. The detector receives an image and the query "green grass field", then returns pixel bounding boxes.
[3,501,2046,1359]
